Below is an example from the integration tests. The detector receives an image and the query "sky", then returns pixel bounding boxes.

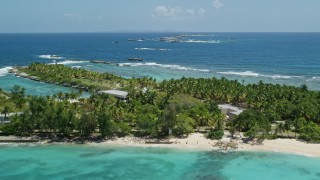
[0,0,320,33]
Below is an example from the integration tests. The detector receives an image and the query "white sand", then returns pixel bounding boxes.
[240,138,320,157]
[2,133,319,157]
[90,133,217,151]
[91,133,320,157]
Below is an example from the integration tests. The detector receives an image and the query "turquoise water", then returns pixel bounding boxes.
[0,145,319,180]
[0,74,75,96]
[0,74,90,97]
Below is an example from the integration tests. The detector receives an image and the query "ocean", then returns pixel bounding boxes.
[0,145,319,180]
[1,33,320,179]
[0,32,320,95]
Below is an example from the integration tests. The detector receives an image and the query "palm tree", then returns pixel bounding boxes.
[162,103,177,136]
[284,121,292,138]
[1,106,12,124]
[276,122,285,137]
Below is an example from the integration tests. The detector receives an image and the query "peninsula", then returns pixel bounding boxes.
[1,63,320,157]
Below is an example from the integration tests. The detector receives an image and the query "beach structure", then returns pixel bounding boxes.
[98,90,128,102]
[218,104,243,121]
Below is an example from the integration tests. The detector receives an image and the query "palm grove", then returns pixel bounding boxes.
[1,63,320,142]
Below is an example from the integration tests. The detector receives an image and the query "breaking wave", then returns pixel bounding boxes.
[48,60,89,65]
[135,48,155,51]
[187,34,215,37]
[135,48,171,51]
[217,71,303,79]
[182,40,221,44]
[38,55,63,59]
[218,71,259,77]
[71,66,82,69]
[118,62,210,72]
[307,76,320,82]
[268,75,301,79]
[0,66,13,77]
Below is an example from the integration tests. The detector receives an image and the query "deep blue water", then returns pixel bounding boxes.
[0,32,320,94]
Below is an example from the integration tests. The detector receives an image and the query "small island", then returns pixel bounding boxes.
[1,63,320,156]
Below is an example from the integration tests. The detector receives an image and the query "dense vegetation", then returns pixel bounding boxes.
[160,78,320,142]
[1,63,320,142]
[0,86,222,140]
[19,63,157,92]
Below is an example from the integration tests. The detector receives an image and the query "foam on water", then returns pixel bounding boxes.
[0,66,13,77]
[38,55,63,59]
[218,71,260,77]
[183,39,221,43]
[135,48,171,51]
[71,66,82,69]
[307,76,320,82]
[217,71,303,79]
[135,48,156,51]
[118,62,210,72]
[48,60,89,65]
[268,75,302,79]
[186,34,215,37]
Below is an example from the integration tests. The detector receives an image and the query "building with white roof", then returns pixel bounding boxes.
[97,90,128,102]
[218,104,244,121]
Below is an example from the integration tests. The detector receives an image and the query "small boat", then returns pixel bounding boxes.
[128,58,143,61]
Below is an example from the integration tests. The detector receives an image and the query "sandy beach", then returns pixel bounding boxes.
[1,133,320,157]
[241,138,320,157]
[89,132,320,157]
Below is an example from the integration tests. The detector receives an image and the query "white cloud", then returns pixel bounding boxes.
[212,0,224,9]
[154,6,182,18]
[64,13,82,21]
[186,9,195,16]
[152,5,206,21]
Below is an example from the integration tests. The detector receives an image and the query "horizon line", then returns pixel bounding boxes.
[1,31,320,34]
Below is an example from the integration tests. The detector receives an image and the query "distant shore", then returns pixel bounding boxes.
[2,133,319,157]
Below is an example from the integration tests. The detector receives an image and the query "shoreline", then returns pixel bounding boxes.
[2,133,320,157]
[239,138,320,157]
[8,67,92,92]
[93,133,320,157]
